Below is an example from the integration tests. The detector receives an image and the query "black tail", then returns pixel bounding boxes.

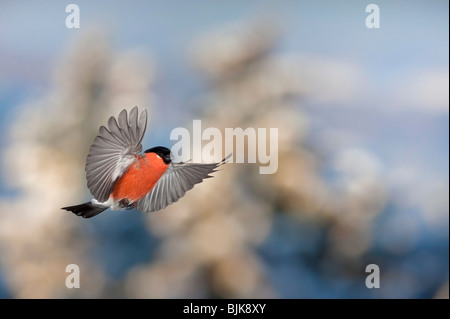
[61,201,108,218]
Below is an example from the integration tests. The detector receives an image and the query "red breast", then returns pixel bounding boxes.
[111,152,169,202]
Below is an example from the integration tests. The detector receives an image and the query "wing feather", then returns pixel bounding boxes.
[137,158,228,213]
[85,107,148,202]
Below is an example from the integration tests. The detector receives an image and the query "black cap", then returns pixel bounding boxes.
[144,146,172,164]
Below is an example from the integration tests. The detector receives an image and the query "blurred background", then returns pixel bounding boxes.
[0,0,448,298]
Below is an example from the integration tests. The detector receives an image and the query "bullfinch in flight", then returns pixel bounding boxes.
[62,107,227,218]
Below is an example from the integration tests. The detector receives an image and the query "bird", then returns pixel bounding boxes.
[62,106,228,218]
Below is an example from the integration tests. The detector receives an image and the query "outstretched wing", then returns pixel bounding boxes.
[85,106,148,202]
[137,158,228,213]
